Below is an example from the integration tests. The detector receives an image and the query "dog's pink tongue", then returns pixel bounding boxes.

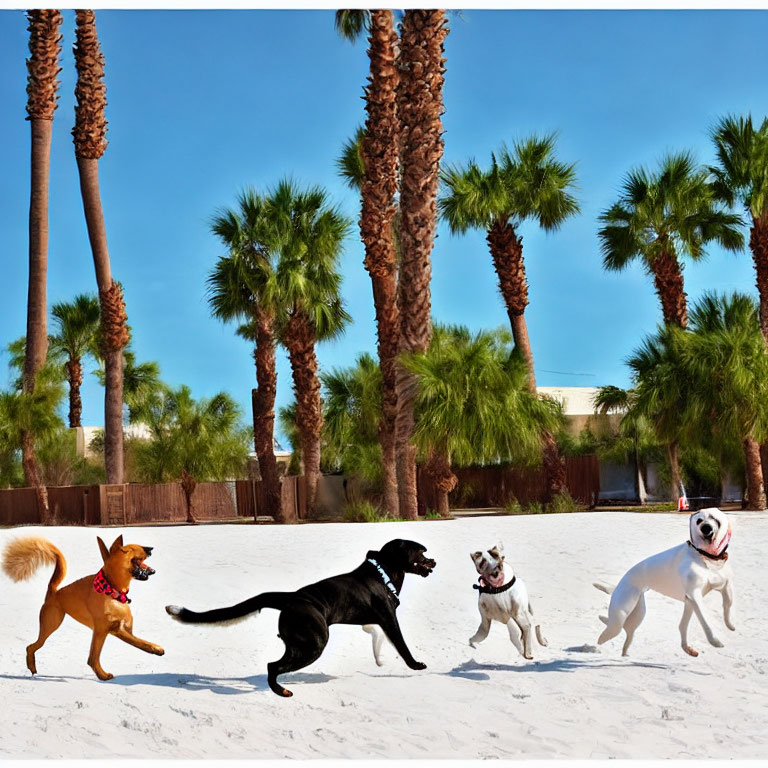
[487,571,505,588]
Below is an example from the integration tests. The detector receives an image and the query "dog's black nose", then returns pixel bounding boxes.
[143,546,153,556]
[700,524,713,538]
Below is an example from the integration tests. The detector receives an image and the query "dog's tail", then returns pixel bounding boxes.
[592,582,614,595]
[165,591,290,626]
[2,537,66,595]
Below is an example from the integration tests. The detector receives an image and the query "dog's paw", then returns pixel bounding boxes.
[409,661,427,671]
[726,621,736,632]
[683,645,699,657]
[468,638,477,648]
[709,636,724,648]
[152,645,165,656]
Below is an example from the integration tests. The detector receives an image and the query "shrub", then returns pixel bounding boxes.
[525,501,544,515]
[342,500,390,523]
[503,497,523,515]
[548,490,585,514]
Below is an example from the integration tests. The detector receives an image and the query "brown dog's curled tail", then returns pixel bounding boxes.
[2,537,67,594]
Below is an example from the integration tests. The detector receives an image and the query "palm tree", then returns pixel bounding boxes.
[0,338,67,495]
[49,293,100,428]
[207,189,285,522]
[269,180,352,518]
[73,10,129,484]
[684,292,768,509]
[628,324,694,500]
[403,325,562,517]
[440,134,579,499]
[599,152,744,328]
[22,9,62,520]
[710,115,768,340]
[394,9,448,519]
[322,353,385,495]
[132,385,250,523]
[336,10,402,518]
[94,347,163,425]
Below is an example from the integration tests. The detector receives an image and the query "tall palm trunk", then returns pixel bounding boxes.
[750,215,768,340]
[667,440,683,501]
[487,218,566,499]
[652,248,688,328]
[73,10,128,484]
[65,357,84,428]
[743,436,767,510]
[747,216,768,492]
[251,309,288,522]
[284,309,324,518]
[424,448,456,518]
[360,10,401,518]
[394,9,447,519]
[23,10,62,521]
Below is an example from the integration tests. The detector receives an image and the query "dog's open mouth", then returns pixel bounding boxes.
[411,552,436,577]
[483,568,505,588]
[131,558,155,580]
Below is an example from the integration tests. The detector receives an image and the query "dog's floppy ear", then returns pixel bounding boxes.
[96,536,109,563]
[109,534,124,554]
[470,551,483,564]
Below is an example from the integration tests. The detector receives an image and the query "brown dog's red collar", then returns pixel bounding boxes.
[93,569,131,603]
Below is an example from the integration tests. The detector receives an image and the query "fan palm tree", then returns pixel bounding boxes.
[710,115,768,340]
[73,10,129,484]
[207,189,286,522]
[322,352,385,491]
[132,385,250,523]
[440,134,579,499]
[684,292,768,509]
[394,9,448,519]
[22,9,62,519]
[49,293,100,428]
[268,180,352,518]
[94,347,163,425]
[335,10,402,518]
[403,325,562,517]
[599,152,744,328]
[628,324,694,500]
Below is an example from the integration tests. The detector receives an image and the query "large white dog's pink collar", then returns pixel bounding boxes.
[689,525,731,561]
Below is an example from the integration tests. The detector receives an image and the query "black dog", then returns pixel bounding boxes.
[166,538,436,697]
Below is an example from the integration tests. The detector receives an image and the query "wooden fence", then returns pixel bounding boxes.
[417,454,600,512]
[0,456,599,526]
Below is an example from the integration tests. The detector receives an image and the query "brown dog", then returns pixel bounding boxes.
[1,534,163,680]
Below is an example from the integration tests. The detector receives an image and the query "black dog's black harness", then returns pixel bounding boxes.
[473,574,517,594]
[367,558,400,606]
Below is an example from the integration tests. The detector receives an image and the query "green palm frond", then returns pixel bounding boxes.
[337,126,366,192]
[439,133,580,237]
[599,151,745,274]
[335,10,371,42]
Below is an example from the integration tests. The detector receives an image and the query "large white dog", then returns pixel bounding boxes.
[594,508,734,657]
[468,542,547,659]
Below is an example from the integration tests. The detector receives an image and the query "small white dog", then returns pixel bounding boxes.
[469,542,547,659]
[594,507,734,657]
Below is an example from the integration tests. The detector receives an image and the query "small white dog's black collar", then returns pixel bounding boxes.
[473,574,517,594]
[367,558,400,605]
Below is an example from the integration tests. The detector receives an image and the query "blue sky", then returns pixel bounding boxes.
[1,8,767,446]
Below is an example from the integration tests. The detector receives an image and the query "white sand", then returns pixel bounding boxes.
[0,510,766,760]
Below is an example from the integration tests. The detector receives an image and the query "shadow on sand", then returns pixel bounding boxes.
[447,656,672,681]
[0,670,336,695]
